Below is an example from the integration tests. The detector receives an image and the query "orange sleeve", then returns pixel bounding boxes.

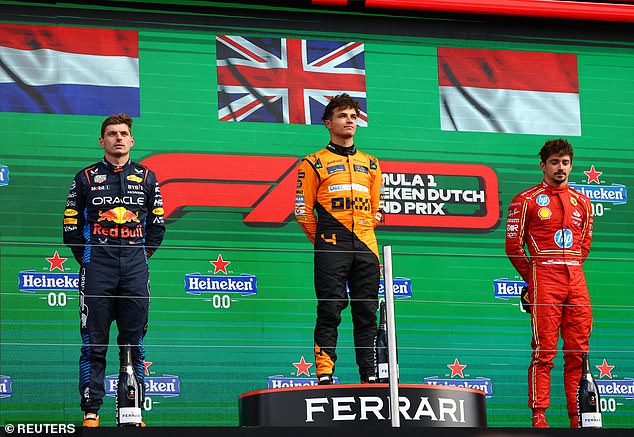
[294,158,319,244]
[371,159,383,227]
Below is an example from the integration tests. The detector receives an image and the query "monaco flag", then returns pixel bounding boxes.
[0,24,139,116]
[438,47,580,136]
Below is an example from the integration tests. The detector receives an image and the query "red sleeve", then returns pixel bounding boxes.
[505,193,531,281]
[580,196,594,262]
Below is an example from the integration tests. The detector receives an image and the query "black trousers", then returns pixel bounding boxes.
[78,246,149,413]
[313,234,379,380]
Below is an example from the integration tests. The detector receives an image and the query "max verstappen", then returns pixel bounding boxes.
[63,114,165,426]
[295,94,383,384]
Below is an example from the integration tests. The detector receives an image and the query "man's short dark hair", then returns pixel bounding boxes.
[539,138,574,163]
[101,113,133,138]
[321,93,361,121]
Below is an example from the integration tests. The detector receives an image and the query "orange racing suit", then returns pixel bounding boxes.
[505,180,593,425]
[295,142,383,381]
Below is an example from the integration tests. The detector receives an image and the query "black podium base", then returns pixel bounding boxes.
[79,427,634,437]
[239,383,487,427]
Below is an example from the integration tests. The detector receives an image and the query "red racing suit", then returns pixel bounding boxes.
[295,142,383,381]
[505,180,593,423]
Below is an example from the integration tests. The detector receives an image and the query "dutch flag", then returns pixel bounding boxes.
[0,24,139,116]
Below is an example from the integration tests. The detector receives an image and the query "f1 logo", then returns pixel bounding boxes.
[139,153,500,230]
[140,153,297,225]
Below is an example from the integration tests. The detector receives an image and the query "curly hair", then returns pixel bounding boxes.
[321,93,360,121]
[538,138,574,163]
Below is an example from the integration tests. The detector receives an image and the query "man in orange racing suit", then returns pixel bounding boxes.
[295,94,383,384]
[505,138,593,428]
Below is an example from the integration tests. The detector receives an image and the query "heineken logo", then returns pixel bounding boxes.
[492,279,526,299]
[18,251,78,292]
[0,375,13,398]
[0,164,8,187]
[424,358,494,398]
[18,271,79,292]
[184,254,258,296]
[105,375,181,397]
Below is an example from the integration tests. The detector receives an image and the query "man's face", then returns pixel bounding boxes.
[324,107,358,140]
[540,153,572,187]
[99,124,134,158]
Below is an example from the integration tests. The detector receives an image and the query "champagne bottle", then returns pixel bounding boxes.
[375,300,389,383]
[116,344,143,427]
[577,352,602,428]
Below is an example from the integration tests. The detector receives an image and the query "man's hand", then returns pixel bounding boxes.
[520,286,531,314]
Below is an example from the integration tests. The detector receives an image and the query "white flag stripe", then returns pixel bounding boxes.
[216,36,286,69]
[304,90,368,127]
[0,46,139,87]
[440,86,581,136]
[217,88,287,122]
[304,41,366,75]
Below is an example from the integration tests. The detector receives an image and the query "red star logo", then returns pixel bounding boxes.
[447,358,467,378]
[210,254,231,274]
[584,165,603,184]
[46,251,67,271]
[596,358,615,378]
[143,361,153,376]
[292,356,313,376]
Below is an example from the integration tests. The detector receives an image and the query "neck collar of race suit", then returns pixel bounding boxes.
[327,142,356,156]
[101,157,131,172]
[541,179,569,193]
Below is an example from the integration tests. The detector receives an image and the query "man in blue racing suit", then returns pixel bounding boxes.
[63,113,165,426]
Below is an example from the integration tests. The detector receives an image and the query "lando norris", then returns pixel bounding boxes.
[295,94,383,384]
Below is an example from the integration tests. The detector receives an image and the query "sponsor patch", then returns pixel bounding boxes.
[538,207,552,219]
[326,164,345,174]
[354,164,369,174]
[536,194,550,206]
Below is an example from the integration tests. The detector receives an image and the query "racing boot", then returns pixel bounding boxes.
[83,412,100,427]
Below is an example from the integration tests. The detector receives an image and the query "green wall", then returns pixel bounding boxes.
[1,1,633,428]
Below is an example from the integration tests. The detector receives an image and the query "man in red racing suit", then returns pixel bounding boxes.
[505,139,594,428]
[295,94,383,384]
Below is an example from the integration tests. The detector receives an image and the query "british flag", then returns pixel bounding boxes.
[216,35,367,125]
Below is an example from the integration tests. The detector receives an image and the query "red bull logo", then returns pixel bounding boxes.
[93,223,143,239]
[98,207,140,224]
